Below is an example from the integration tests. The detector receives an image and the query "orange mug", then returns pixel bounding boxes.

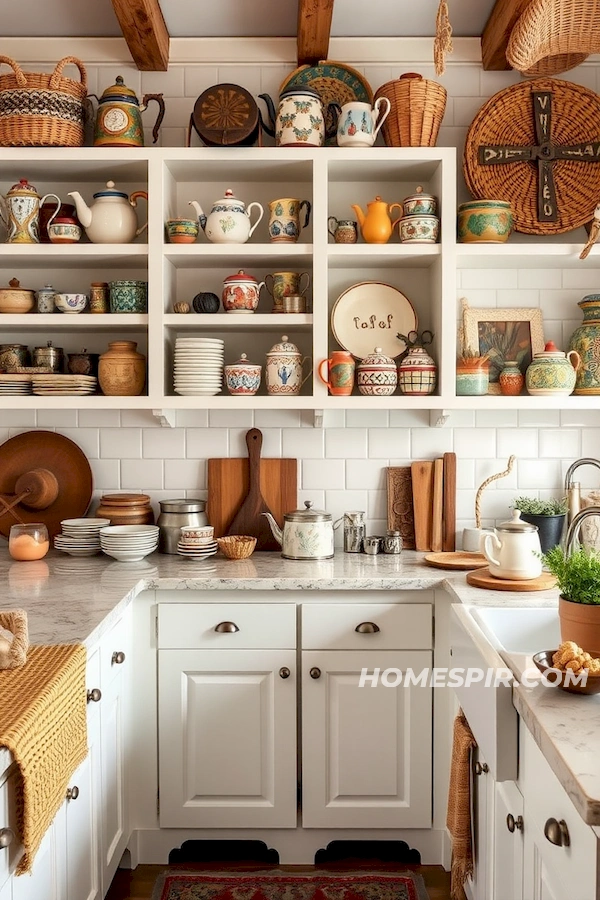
[318,351,355,396]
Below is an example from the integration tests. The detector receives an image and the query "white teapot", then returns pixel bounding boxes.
[189,189,263,244]
[481,510,542,580]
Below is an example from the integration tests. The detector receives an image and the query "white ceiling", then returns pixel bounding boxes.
[3,0,497,39]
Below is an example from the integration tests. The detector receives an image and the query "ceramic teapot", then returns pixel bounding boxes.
[259,87,339,147]
[189,189,264,244]
[351,195,403,244]
[92,75,165,147]
[0,179,60,244]
[525,340,581,397]
[481,510,542,581]
[68,181,148,244]
[262,501,342,560]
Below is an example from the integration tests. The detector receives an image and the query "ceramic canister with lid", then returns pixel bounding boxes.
[224,353,262,395]
[32,341,64,373]
[357,347,398,396]
[157,499,208,554]
[222,270,265,313]
[36,283,58,314]
[265,335,312,395]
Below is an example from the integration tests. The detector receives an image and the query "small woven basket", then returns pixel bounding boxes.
[507,0,600,76]
[374,73,447,147]
[217,535,257,560]
[0,55,87,147]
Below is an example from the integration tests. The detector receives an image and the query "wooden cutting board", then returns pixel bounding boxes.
[207,439,297,546]
[467,567,557,592]
[386,467,415,549]
[424,552,488,570]
[411,461,434,552]
[431,458,444,552]
[442,452,457,552]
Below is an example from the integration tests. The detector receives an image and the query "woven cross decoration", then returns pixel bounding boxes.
[478,91,600,223]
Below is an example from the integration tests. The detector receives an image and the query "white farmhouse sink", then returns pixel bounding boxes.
[468,606,560,655]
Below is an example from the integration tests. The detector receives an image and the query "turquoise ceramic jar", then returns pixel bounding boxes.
[568,296,600,395]
[109,280,148,313]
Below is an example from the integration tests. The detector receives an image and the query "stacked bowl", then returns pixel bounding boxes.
[100,525,159,562]
[177,525,217,560]
[54,517,110,556]
[173,337,224,396]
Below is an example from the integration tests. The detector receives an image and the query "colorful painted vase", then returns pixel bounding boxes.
[357,347,397,396]
[265,335,312,396]
[222,270,265,314]
[526,341,580,396]
[456,360,489,396]
[268,198,311,243]
[224,354,262,395]
[499,360,524,396]
[318,351,355,396]
[457,200,513,244]
[398,346,437,395]
[568,295,600,395]
[265,271,309,313]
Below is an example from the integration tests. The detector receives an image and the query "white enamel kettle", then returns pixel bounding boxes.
[481,510,542,580]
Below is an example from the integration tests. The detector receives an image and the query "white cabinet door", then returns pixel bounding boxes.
[301,650,432,828]
[493,780,523,900]
[0,770,16,891]
[0,877,10,900]
[12,817,62,900]
[465,752,493,900]
[63,710,101,900]
[158,649,297,828]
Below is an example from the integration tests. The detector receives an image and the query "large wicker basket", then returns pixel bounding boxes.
[374,73,447,147]
[0,55,87,147]
[506,0,600,76]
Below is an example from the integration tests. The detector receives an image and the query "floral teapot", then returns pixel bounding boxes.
[259,87,340,147]
[189,189,264,244]
[68,181,148,244]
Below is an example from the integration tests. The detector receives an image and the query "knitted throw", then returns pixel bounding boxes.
[446,710,476,900]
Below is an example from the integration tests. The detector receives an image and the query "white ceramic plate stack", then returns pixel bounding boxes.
[31,374,97,396]
[100,525,159,561]
[173,337,224,396]
[177,537,218,560]
[54,517,110,556]
[0,374,32,395]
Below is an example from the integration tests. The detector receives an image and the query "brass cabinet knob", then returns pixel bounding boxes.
[310,667,321,679]
[66,785,79,801]
[506,813,524,833]
[87,688,102,703]
[112,651,126,665]
[474,761,489,775]
[355,622,380,633]
[214,622,239,633]
[544,817,570,847]
[279,667,291,679]
[0,828,14,849]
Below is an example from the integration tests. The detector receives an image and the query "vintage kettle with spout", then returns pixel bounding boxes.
[188,188,264,244]
[259,87,340,147]
[92,75,165,147]
[68,181,148,244]
[0,179,60,244]
[263,501,342,560]
[481,510,542,580]
[352,195,403,244]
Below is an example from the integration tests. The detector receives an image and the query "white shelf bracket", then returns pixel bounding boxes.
[429,409,451,428]
[313,409,324,428]
[152,408,177,428]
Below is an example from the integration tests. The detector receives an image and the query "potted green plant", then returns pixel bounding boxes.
[542,545,600,648]
[511,496,567,554]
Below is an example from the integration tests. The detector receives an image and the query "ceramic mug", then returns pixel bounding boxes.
[462,527,492,553]
[327,218,358,244]
[166,217,199,244]
[268,198,311,243]
[336,98,391,148]
[318,351,355,396]
[265,271,310,314]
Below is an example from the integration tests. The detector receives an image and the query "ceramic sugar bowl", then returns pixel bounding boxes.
[224,353,262,395]
[265,335,312,396]
[481,510,542,581]
[526,340,581,396]
[222,270,265,314]
[357,347,398,396]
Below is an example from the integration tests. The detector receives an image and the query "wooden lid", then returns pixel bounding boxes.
[191,83,259,146]
[100,493,151,505]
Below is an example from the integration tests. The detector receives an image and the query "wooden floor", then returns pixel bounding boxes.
[105,862,451,900]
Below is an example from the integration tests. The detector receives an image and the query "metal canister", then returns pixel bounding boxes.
[157,498,208,554]
[343,510,365,553]
[383,530,403,554]
[0,344,30,370]
[32,341,64,373]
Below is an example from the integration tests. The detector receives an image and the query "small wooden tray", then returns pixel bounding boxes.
[425,552,488,570]
[466,567,557,592]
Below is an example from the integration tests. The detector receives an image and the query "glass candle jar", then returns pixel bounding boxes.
[9,523,49,560]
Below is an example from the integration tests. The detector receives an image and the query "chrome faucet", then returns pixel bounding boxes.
[564,507,600,556]
[564,458,600,525]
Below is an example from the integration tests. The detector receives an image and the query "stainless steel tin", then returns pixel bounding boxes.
[344,524,365,553]
[383,530,403,554]
[364,535,382,555]
[0,344,29,369]
[157,498,208,554]
[282,293,307,314]
[32,341,64,373]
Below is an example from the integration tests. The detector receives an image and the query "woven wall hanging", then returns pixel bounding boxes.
[463,78,600,235]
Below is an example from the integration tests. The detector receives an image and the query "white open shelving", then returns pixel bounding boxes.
[0,145,597,415]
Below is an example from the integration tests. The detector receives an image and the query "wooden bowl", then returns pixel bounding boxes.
[532,650,600,695]
[217,535,257,559]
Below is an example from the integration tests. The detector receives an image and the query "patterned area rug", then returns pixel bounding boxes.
[152,869,430,900]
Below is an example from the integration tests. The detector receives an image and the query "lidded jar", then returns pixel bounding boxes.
[265,335,312,396]
[157,499,208,554]
[98,340,146,396]
[222,270,265,314]
[402,185,438,217]
[35,283,58,313]
[357,347,398,396]
[33,340,64,373]
[526,341,580,396]
[224,353,262,395]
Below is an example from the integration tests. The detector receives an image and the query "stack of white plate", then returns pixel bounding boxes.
[54,517,110,556]
[100,525,159,562]
[0,374,32,395]
[177,537,218,560]
[31,374,97,396]
[173,337,224,396]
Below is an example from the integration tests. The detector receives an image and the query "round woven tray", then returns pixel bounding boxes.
[464,77,600,235]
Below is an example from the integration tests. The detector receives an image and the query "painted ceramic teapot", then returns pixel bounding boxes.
[481,510,542,581]
[351,195,403,244]
[263,501,342,560]
[0,179,60,244]
[189,189,264,244]
[68,181,148,244]
[92,75,165,147]
[525,340,581,396]
[259,87,339,147]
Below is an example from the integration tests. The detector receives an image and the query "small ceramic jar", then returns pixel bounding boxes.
[398,346,437,395]
[402,186,438,217]
[357,347,397,396]
[224,353,262,395]
[35,283,58,314]
[89,282,110,314]
[109,280,148,313]
[498,360,524,396]
[265,335,311,396]
[457,200,513,244]
[399,215,439,243]
[526,340,581,396]
[222,270,265,314]
[48,215,81,244]
[456,360,489,396]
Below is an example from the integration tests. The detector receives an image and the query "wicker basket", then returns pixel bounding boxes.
[217,535,257,560]
[374,73,447,147]
[507,0,600,76]
[0,55,87,147]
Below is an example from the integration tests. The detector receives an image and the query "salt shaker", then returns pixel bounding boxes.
[383,530,403,554]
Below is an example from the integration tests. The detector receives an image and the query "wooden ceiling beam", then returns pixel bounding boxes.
[110,0,170,71]
[297,0,335,66]
[481,0,535,70]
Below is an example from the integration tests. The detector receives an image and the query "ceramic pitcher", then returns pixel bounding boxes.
[0,179,60,244]
[337,98,391,148]
[268,198,311,243]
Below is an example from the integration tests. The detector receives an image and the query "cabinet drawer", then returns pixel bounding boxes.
[158,603,296,649]
[301,603,432,650]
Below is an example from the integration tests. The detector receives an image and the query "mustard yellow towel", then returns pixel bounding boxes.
[0,643,87,874]
[0,609,29,669]
[446,709,476,900]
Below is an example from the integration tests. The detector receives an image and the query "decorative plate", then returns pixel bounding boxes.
[331,282,417,360]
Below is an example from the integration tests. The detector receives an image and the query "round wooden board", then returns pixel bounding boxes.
[192,83,259,146]
[425,552,488,570]
[466,567,557,592]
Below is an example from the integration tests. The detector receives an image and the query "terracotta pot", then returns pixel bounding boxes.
[559,594,600,651]
[98,341,146,396]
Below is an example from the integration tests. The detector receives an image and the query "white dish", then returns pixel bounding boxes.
[174,388,222,395]
[100,525,159,536]
[331,281,417,360]
[102,548,157,562]
[61,518,110,528]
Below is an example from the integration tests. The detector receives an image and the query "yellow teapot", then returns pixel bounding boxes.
[351,195,402,244]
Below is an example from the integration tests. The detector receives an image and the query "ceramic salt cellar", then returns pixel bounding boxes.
[357,347,397,396]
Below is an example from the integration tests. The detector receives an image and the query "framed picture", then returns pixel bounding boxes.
[463,307,545,394]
